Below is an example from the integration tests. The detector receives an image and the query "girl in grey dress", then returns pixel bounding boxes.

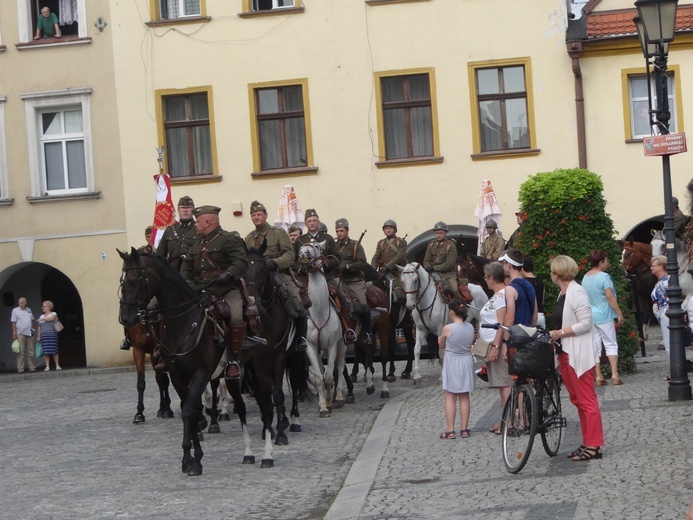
[437,298,475,439]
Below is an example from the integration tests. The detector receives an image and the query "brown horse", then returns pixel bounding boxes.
[457,250,492,297]
[621,239,656,339]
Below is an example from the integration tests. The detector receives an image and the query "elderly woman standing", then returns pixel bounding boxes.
[650,255,670,378]
[548,256,604,461]
[37,300,61,371]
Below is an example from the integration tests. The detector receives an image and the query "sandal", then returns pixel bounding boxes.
[595,380,607,386]
[439,431,456,440]
[612,378,623,386]
[488,423,501,433]
[460,429,471,438]
[572,446,602,461]
[567,445,586,458]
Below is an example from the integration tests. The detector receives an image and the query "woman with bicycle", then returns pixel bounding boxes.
[548,255,604,461]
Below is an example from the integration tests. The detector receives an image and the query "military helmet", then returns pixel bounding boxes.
[305,209,319,219]
[250,200,267,213]
[672,196,680,206]
[485,219,498,229]
[382,219,398,232]
[335,218,349,229]
[318,222,328,233]
[178,196,195,207]
[433,221,448,232]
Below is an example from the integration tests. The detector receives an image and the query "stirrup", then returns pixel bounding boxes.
[225,361,241,380]
[363,332,373,345]
[119,338,131,351]
[296,336,308,352]
[343,329,357,345]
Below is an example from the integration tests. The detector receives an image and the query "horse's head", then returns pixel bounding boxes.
[398,262,424,310]
[298,241,325,270]
[245,245,273,301]
[650,230,666,256]
[118,247,153,328]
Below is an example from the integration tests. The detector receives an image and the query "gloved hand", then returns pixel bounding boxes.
[218,271,233,284]
[266,260,278,271]
[425,266,434,274]
[345,263,353,271]
[379,266,387,273]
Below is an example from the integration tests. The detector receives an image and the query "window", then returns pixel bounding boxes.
[240,0,302,15]
[468,58,538,157]
[21,88,95,197]
[0,97,8,201]
[253,0,294,10]
[156,88,216,179]
[249,79,315,175]
[623,66,682,140]
[18,0,87,42]
[374,69,441,164]
[155,0,203,20]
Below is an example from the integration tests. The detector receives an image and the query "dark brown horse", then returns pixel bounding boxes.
[621,238,656,338]
[457,250,492,297]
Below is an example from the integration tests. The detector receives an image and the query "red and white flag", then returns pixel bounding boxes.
[151,173,176,248]
[274,185,304,231]
[475,179,503,254]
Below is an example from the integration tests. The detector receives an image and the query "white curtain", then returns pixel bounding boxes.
[59,0,78,25]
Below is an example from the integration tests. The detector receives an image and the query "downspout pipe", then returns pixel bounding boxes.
[567,41,587,169]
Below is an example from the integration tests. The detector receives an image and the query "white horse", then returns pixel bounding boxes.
[298,241,348,418]
[651,230,693,325]
[398,262,488,384]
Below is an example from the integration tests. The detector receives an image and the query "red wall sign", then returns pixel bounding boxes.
[643,133,687,156]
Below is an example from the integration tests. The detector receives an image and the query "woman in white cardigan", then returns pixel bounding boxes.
[547,256,604,462]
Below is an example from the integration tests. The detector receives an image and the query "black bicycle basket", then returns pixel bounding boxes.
[507,325,554,379]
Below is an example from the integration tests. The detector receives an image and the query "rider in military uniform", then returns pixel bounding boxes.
[423,221,459,299]
[245,200,308,352]
[157,195,199,271]
[138,226,155,254]
[479,219,505,261]
[180,205,249,380]
[295,209,356,344]
[371,219,407,303]
[335,218,373,344]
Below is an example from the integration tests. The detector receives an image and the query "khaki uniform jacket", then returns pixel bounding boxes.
[245,222,295,272]
[156,219,199,270]
[371,236,407,275]
[480,233,505,261]
[295,231,339,279]
[336,237,368,283]
[180,226,248,297]
[423,239,457,276]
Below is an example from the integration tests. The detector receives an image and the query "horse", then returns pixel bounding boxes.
[118,248,275,474]
[621,238,656,337]
[457,250,493,297]
[244,243,309,444]
[398,262,488,384]
[650,230,693,296]
[124,323,174,424]
[297,241,348,417]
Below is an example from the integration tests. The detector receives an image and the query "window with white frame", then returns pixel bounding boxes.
[17,0,87,42]
[21,88,94,197]
[628,73,677,138]
[0,97,8,200]
[252,0,295,11]
[158,0,201,19]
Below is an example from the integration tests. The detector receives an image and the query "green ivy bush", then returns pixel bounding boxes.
[514,168,639,375]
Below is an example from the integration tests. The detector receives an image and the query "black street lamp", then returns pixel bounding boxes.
[634,0,692,401]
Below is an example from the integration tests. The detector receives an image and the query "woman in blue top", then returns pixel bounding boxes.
[582,250,624,385]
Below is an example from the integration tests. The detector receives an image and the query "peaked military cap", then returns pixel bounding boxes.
[382,219,397,231]
[145,226,153,234]
[485,219,498,229]
[250,200,267,213]
[178,196,195,207]
[335,218,349,229]
[433,221,448,232]
[193,205,221,217]
[288,224,302,234]
[305,209,319,219]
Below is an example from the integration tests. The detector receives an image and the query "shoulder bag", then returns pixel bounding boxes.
[53,318,64,333]
[471,338,493,361]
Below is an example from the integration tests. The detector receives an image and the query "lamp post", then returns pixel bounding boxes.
[634,0,692,401]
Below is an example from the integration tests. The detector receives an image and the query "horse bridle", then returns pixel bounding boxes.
[402,264,433,307]
[298,243,325,273]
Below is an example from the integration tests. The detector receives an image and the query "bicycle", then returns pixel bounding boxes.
[481,323,566,474]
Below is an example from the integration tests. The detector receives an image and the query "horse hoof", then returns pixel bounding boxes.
[345,396,355,404]
[275,434,289,446]
[349,374,357,383]
[319,410,331,418]
[387,374,396,383]
[243,455,256,464]
[133,414,145,424]
[400,372,411,380]
[261,459,274,468]
[289,424,302,432]
[182,459,198,474]
[380,390,390,399]
[163,410,174,418]
[208,424,221,434]
[366,386,375,395]
[187,464,202,477]
[218,412,230,421]
[333,399,345,409]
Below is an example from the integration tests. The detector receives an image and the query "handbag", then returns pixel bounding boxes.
[35,341,43,358]
[54,319,64,333]
[471,338,493,361]
[11,339,20,354]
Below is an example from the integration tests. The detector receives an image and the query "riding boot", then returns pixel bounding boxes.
[119,337,131,351]
[360,312,373,345]
[225,324,245,380]
[152,345,167,372]
[295,317,308,352]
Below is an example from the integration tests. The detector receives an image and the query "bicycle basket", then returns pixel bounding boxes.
[507,327,554,379]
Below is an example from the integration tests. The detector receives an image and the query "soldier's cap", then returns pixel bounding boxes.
[305,209,319,219]
[499,248,524,267]
[250,200,267,213]
[288,224,302,234]
[335,218,349,229]
[178,196,195,207]
[485,219,498,229]
[672,196,679,206]
[145,226,153,234]
[193,205,221,218]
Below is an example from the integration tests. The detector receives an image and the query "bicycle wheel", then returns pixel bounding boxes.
[540,372,563,456]
[501,383,537,474]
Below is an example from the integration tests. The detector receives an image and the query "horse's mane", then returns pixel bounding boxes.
[140,252,197,298]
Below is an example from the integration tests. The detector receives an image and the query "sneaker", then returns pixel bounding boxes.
[56,366,62,371]
[17,370,24,374]
[44,367,50,372]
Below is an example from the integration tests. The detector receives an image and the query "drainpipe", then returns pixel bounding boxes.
[567,41,587,169]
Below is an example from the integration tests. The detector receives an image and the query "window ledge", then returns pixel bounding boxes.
[251,166,318,178]
[238,7,305,18]
[27,191,101,203]
[0,45,6,53]
[375,156,444,168]
[626,138,645,144]
[169,174,222,185]
[145,16,211,27]
[366,0,431,5]
[0,197,14,206]
[470,148,540,161]
[16,36,91,50]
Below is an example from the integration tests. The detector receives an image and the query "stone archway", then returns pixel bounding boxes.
[622,215,664,244]
[0,263,86,372]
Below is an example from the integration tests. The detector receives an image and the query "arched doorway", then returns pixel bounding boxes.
[0,263,86,372]
[406,224,480,263]
[622,215,664,243]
